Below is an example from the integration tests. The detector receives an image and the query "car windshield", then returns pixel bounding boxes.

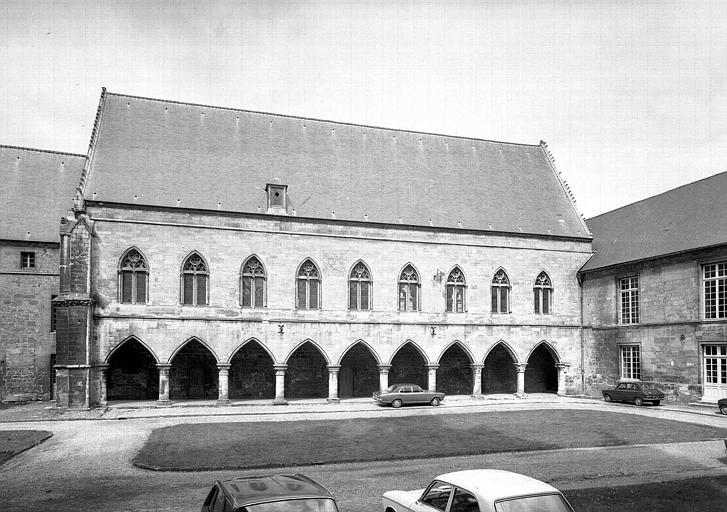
[384,385,399,393]
[243,498,338,512]
[494,493,573,512]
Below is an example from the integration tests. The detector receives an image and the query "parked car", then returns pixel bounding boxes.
[202,473,339,512]
[718,398,727,415]
[382,469,575,512]
[602,382,664,406]
[373,383,445,408]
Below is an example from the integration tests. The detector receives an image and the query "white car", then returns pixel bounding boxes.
[382,470,574,512]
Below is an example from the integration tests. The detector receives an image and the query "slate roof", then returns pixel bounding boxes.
[1,145,86,243]
[82,90,590,238]
[581,172,727,272]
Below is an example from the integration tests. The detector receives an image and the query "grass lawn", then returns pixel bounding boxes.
[0,430,52,466]
[564,474,727,511]
[133,409,727,471]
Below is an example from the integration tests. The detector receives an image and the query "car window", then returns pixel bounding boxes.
[401,387,412,393]
[412,385,424,392]
[616,383,625,389]
[213,491,227,512]
[450,488,480,512]
[204,486,219,508]
[245,498,339,512]
[420,481,453,511]
[494,493,572,512]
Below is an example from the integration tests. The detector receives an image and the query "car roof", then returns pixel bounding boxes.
[390,383,420,387]
[436,470,560,502]
[218,474,334,508]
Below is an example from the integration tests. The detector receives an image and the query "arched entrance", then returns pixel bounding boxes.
[169,339,218,399]
[229,340,275,399]
[482,343,517,394]
[106,338,159,400]
[437,343,473,395]
[285,342,328,399]
[525,343,558,393]
[339,342,379,398]
[389,342,427,389]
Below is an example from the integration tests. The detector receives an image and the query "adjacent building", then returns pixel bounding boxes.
[0,145,85,401]
[53,90,593,408]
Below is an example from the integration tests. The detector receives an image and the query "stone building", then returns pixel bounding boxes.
[0,145,85,401]
[580,172,727,403]
[54,90,593,408]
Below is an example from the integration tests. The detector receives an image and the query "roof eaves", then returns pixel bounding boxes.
[0,144,86,158]
[77,87,109,203]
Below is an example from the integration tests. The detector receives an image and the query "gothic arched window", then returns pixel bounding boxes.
[349,261,372,310]
[119,248,148,304]
[491,269,511,314]
[181,252,208,306]
[297,259,321,309]
[534,271,553,314]
[446,267,466,313]
[241,256,266,308]
[398,264,420,311]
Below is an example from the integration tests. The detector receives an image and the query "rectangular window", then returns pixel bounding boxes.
[619,276,639,324]
[620,345,641,380]
[183,274,194,304]
[21,251,35,268]
[242,278,252,307]
[135,273,147,303]
[254,278,265,307]
[704,345,727,384]
[308,280,319,309]
[122,272,133,303]
[704,263,727,319]
[196,275,208,306]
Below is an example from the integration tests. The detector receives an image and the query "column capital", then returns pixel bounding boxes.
[273,364,288,372]
[514,362,528,373]
[156,363,172,370]
[95,363,109,371]
[425,364,440,370]
[469,363,484,371]
[217,363,231,370]
[327,364,342,373]
[554,362,571,370]
[377,364,392,372]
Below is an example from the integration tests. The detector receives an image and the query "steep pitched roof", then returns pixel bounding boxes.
[82,91,589,238]
[0,145,86,243]
[581,172,727,272]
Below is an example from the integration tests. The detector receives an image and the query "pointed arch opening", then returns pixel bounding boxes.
[339,341,379,398]
[525,342,559,393]
[285,341,328,398]
[534,271,553,315]
[229,339,275,399]
[446,266,467,313]
[296,259,321,310]
[437,342,473,395]
[398,264,421,311]
[169,338,218,399]
[106,337,159,401]
[491,268,511,314]
[181,252,209,306]
[389,341,427,389]
[482,342,517,394]
[349,261,372,310]
[240,255,267,308]
[118,248,148,304]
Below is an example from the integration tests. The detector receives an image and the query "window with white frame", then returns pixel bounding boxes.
[703,262,727,319]
[619,276,639,324]
[704,345,727,385]
[620,345,641,380]
[21,251,35,268]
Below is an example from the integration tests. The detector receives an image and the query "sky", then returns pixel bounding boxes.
[1,0,726,218]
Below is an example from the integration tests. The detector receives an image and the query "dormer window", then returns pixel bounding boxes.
[265,184,288,214]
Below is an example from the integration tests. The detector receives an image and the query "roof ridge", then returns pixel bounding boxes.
[0,144,86,158]
[103,90,542,148]
[588,170,727,221]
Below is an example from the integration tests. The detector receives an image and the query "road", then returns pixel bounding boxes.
[1,399,726,511]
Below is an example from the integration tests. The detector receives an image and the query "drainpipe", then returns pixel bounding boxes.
[579,273,585,395]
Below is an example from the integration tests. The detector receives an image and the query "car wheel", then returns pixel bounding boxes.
[652,400,661,406]
[603,394,612,402]
[634,397,644,406]
[391,399,403,408]
[720,404,727,416]
[430,397,441,406]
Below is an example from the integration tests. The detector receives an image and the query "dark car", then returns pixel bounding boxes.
[602,382,664,406]
[202,474,339,512]
[718,398,727,415]
[373,383,445,408]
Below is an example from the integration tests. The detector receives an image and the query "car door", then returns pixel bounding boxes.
[624,383,637,402]
[411,384,427,404]
[415,480,454,512]
[612,383,627,401]
[400,386,413,404]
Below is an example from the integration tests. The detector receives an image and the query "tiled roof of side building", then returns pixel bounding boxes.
[82,90,590,238]
[0,145,86,243]
[581,171,727,272]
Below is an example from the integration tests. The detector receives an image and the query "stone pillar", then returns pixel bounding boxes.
[98,364,109,407]
[273,364,288,405]
[327,364,341,403]
[470,364,484,397]
[555,363,570,396]
[426,364,439,391]
[157,363,172,405]
[217,364,231,405]
[377,364,391,392]
[515,363,528,398]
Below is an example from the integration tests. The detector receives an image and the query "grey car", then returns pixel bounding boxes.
[373,383,445,408]
[602,382,664,406]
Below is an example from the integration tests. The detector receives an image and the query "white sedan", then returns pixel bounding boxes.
[382,470,574,512]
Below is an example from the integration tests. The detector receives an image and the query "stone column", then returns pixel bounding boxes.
[426,364,439,391]
[98,364,109,408]
[555,363,570,396]
[327,365,341,403]
[273,364,288,405]
[514,363,528,398]
[470,364,484,398]
[377,364,391,392]
[217,364,231,405]
[157,363,172,405]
